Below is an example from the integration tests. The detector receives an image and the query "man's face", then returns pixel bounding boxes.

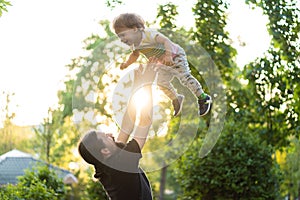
[96,131,116,150]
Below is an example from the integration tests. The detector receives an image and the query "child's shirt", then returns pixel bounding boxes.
[132,29,179,60]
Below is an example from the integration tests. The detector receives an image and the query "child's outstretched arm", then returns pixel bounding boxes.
[120,50,140,70]
[155,34,174,66]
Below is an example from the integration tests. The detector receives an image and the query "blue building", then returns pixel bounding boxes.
[0,149,77,185]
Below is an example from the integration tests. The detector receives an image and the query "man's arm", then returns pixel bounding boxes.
[132,64,156,149]
[133,84,153,149]
[117,62,157,147]
[117,100,136,143]
[117,65,143,144]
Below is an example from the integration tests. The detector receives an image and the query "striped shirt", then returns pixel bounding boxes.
[132,29,178,59]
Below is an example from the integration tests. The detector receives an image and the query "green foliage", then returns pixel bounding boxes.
[174,119,282,199]
[33,110,55,163]
[0,92,16,154]
[105,0,123,10]
[62,20,120,127]
[241,0,300,149]
[57,79,75,119]
[281,137,300,199]
[245,0,300,62]
[32,97,81,168]
[85,179,109,200]
[242,53,299,148]
[18,165,66,199]
[0,92,34,155]
[192,0,237,82]
[156,3,178,30]
[0,0,11,17]
[0,184,20,200]
[0,165,66,200]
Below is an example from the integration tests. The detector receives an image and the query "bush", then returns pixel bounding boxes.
[174,122,282,199]
[0,165,66,200]
[85,178,109,200]
[0,184,21,200]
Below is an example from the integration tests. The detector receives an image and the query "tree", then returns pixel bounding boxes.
[31,105,81,187]
[170,0,300,198]
[156,3,178,30]
[241,0,300,149]
[0,92,35,155]
[61,20,122,128]
[192,0,236,83]
[280,137,300,199]
[33,109,57,163]
[0,92,16,154]
[0,0,11,17]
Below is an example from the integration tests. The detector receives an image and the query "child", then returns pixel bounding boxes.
[112,13,212,116]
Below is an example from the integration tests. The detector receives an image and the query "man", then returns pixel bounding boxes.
[78,63,156,200]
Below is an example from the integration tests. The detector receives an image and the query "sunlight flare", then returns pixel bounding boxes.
[132,88,150,110]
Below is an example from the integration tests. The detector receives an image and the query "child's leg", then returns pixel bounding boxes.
[172,52,204,97]
[172,49,212,116]
[157,68,178,100]
[157,67,184,116]
[177,70,204,98]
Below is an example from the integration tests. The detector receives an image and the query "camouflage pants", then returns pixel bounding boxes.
[157,47,203,100]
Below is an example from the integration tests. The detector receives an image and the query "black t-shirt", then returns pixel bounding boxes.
[95,139,152,200]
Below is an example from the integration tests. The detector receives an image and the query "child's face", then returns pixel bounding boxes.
[115,27,142,47]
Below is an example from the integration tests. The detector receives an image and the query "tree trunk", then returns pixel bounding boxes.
[159,164,167,200]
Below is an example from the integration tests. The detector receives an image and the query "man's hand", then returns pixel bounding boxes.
[132,61,157,91]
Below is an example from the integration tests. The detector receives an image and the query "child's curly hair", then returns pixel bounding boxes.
[112,13,145,31]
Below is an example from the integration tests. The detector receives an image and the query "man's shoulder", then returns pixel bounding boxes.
[125,139,141,153]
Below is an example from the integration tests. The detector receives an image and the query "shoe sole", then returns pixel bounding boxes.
[174,95,185,117]
[199,96,212,116]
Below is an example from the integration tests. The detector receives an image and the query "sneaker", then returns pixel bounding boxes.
[172,95,184,117]
[198,94,212,116]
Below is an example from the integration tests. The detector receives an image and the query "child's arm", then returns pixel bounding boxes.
[120,50,140,70]
[155,34,174,65]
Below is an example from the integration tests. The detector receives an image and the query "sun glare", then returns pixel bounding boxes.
[132,88,149,110]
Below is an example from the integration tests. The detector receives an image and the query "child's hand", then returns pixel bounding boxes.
[162,54,174,66]
[120,63,129,70]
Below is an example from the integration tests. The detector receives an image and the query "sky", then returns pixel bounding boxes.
[0,0,270,126]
